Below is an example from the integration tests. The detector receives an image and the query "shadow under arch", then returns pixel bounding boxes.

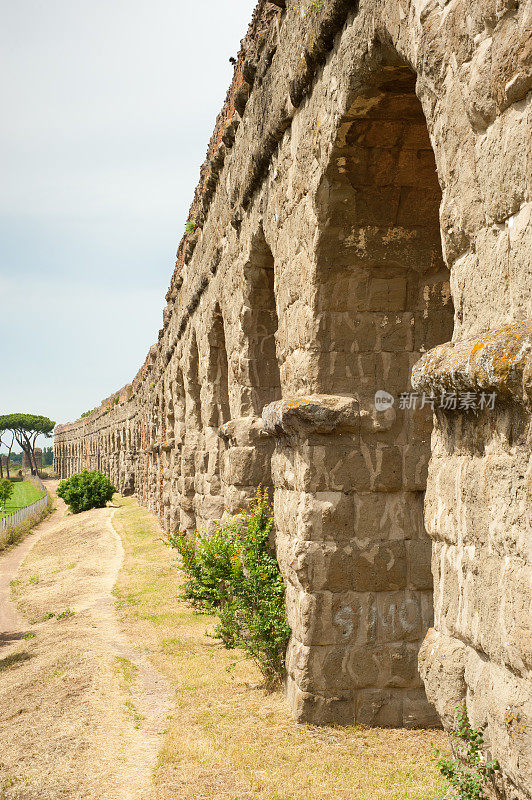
[277,48,455,727]
[242,226,282,416]
[179,329,203,534]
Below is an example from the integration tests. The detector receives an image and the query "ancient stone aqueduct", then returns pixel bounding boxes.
[54,1,530,796]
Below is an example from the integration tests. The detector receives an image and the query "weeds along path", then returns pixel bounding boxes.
[0,487,173,800]
[0,479,62,640]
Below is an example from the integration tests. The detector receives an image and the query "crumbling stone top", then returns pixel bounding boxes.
[168,0,279,298]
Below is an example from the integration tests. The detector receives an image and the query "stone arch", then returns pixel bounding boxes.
[122,421,136,497]
[180,330,203,533]
[164,364,186,530]
[242,227,282,415]
[269,51,455,728]
[206,303,231,428]
[216,228,281,516]
[185,330,202,429]
[315,64,453,387]
[189,304,231,527]
[167,367,186,443]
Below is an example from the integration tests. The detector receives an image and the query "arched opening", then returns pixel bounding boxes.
[314,62,454,566]
[217,229,281,515]
[165,367,185,531]
[207,304,231,428]
[282,58,455,727]
[315,63,452,394]
[167,370,186,443]
[195,304,232,522]
[181,331,202,533]
[243,228,282,415]
[185,331,202,429]
[146,394,160,515]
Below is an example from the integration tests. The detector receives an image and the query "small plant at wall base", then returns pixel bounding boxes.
[434,705,500,800]
[169,489,291,687]
[57,470,116,514]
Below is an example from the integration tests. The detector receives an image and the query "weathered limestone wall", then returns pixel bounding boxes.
[416,323,532,800]
[55,1,531,795]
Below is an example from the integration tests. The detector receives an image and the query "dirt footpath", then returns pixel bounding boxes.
[0,488,173,800]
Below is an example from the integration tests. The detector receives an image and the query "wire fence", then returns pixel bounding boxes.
[1,475,49,533]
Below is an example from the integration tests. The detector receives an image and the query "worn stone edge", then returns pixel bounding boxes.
[262,395,361,436]
[411,320,532,406]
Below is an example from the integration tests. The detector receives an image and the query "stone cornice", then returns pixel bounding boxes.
[262,395,361,436]
[411,321,532,406]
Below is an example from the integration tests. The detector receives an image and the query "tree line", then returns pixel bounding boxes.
[0,414,55,479]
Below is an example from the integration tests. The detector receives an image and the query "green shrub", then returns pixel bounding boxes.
[185,219,196,235]
[434,705,500,800]
[57,470,116,514]
[0,478,14,511]
[169,490,291,686]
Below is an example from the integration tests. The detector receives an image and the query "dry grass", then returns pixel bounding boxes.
[112,496,450,800]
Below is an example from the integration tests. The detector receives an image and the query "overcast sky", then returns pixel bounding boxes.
[0,0,257,449]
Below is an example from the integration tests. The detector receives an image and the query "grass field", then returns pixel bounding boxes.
[0,480,46,520]
[112,495,450,800]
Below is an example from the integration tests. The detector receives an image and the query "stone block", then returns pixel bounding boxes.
[402,445,429,491]
[402,689,442,729]
[367,276,407,312]
[284,584,377,646]
[406,539,434,590]
[224,446,271,487]
[378,312,415,352]
[354,490,426,543]
[286,674,355,726]
[287,639,380,692]
[223,484,257,515]
[355,689,403,728]
[277,539,408,594]
[377,591,425,643]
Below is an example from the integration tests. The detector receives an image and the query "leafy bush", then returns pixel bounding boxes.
[57,470,116,514]
[0,478,14,510]
[434,705,500,800]
[169,490,291,686]
[185,219,196,234]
